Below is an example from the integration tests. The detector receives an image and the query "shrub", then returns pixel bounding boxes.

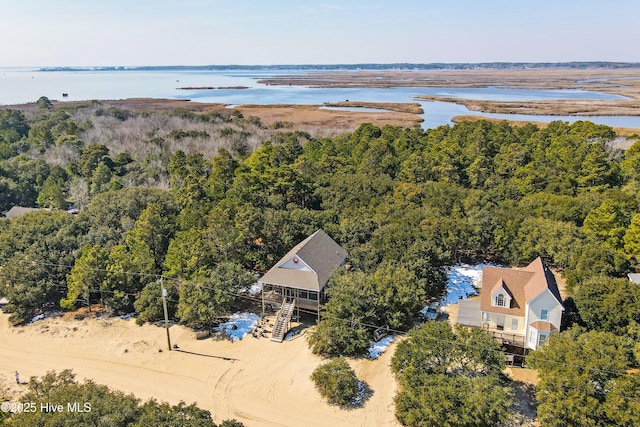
[391,323,512,426]
[271,121,293,129]
[168,129,210,140]
[311,358,360,406]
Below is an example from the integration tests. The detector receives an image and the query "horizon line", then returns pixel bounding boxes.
[30,61,640,70]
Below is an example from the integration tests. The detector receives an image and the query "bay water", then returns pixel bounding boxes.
[1,67,638,130]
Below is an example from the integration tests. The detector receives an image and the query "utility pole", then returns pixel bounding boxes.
[161,276,172,351]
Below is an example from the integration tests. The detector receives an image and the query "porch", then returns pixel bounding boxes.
[482,323,526,347]
[261,282,322,312]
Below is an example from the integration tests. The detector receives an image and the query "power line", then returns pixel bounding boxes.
[75,276,640,385]
[2,254,639,399]
[0,254,162,279]
[1,278,139,299]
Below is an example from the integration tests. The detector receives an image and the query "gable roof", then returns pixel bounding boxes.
[258,229,347,292]
[4,206,41,218]
[523,257,563,304]
[491,279,513,299]
[480,257,563,317]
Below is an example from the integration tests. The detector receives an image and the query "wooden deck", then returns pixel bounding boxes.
[262,289,319,312]
[482,324,526,347]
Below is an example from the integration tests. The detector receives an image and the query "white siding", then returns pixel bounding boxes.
[527,290,563,330]
[525,290,563,349]
[279,256,313,271]
[491,288,512,308]
[528,329,537,349]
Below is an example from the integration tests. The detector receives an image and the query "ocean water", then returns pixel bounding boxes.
[1,67,638,130]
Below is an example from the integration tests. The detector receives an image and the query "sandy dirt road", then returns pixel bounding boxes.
[0,312,399,427]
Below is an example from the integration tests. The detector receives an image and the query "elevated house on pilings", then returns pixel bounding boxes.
[259,229,347,341]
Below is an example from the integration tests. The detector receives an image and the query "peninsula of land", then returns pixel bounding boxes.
[258,68,640,118]
[7,65,640,135]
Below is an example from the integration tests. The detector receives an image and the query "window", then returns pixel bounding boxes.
[539,334,547,345]
[529,330,535,344]
[308,292,318,301]
[298,290,308,300]
[511,318,518,331]
[541,309,548,320]
[495,294,505,307]
[485,312,491,322]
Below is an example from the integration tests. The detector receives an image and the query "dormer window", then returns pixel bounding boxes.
[490,281,512,308]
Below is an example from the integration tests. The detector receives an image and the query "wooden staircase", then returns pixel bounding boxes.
[271,298,296,342]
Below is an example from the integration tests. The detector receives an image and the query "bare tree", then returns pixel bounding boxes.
[68,178,90,211]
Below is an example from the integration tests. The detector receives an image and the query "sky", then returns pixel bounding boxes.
[1,0,638,67]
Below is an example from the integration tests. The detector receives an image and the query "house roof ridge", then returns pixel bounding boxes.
[491,278,514,299]
[522,257,564,307]
[480,257,563,316]
[259,229,347,291]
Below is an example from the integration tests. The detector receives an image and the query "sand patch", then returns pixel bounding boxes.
[0,312,399,426]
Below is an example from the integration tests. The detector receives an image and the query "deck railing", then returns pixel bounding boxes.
[271,298,296,343]
[263,290,318,311]
[482,324,526,347]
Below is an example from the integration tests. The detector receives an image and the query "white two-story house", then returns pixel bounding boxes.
[479,257,564,350]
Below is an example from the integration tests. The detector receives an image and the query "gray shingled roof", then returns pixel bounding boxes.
[457,299,482,327]
[4,206,41,218]
[258,229,347,291]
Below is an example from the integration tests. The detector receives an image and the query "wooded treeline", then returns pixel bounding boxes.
[1,99,640,326]
[2,98,640,425]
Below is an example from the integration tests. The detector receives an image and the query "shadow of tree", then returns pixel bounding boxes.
[341,380,374,410]
[507,380,538,426]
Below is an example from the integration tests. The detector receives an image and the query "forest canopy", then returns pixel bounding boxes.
[1,100,639,332]
[2,99,640,425]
